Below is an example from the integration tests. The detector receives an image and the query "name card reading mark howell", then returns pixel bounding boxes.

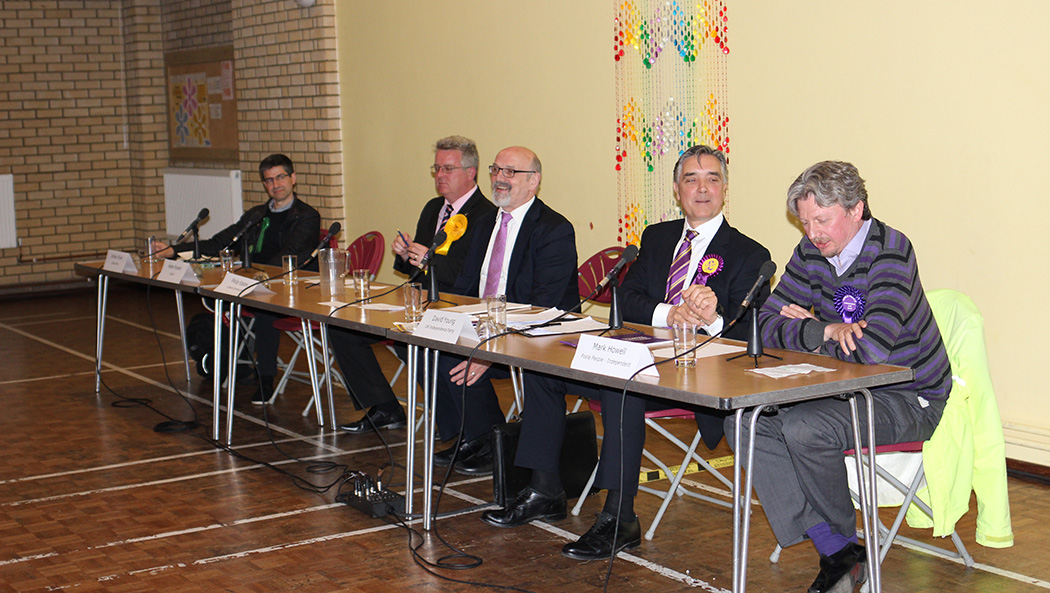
[571,334,659,380]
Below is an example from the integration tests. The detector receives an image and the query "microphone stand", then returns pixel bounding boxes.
[726,308,781,367]
[427,264,440,303]
[607,276,624,330]
[191,225,202,261]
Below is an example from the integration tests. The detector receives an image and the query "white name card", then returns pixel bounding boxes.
[102,250,139,274]
[214,272,275,296]
[571,334,659,380]
[412,310,474,344]
[157,259,199,285]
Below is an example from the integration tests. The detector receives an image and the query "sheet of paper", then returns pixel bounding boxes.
[747,363,835,379]
[523,316,610,336]
[360,302,404,311]
[443,301,531,316]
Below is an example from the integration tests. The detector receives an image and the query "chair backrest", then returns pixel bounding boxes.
[346,230,385,279]
[578,246,630,304]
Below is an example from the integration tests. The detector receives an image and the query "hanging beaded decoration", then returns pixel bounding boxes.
[614,0,730,246]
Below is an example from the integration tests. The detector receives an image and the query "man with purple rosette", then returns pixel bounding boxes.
[480,145,771,561]
[727,160,951,593]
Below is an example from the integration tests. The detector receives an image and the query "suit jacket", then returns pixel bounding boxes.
[620,217,771,447]
[393,187,496,292]
[452,197,579,312]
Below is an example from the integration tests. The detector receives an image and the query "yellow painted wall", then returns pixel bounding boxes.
[338,1,1050,465]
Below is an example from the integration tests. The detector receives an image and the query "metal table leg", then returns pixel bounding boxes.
[302,319,325,426]
[224,302,241,445]
[319,322,337,428]
[211,299,225,442]
[94,275,109,394]
[422,348,439,530]
[404,343,418,516]
[175,290,192,384]
[849,389,880,593]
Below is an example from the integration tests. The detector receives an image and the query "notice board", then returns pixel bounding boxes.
[165,46,239,163]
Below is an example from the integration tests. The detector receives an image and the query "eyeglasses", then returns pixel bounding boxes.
[430,164,469,175]
[488,165,537,178]
[262,173,290,186]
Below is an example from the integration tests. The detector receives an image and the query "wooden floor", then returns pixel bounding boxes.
[1,283,1048,593]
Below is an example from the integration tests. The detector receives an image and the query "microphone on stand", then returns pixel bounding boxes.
[602,244,639,330]
[309,222,342,261]
[173,208,209,244]
[223,209,267,251]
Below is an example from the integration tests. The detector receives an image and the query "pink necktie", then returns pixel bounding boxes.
[664,229,697,305]
[484,212,512,297]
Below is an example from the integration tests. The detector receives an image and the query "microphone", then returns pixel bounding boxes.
[418,229,448,267]
[311,221,341,258]
[173,208,209,243]
[225,209,266,248]
[596,244,639,289]
[433,214,468,256]
[730,260,777,323]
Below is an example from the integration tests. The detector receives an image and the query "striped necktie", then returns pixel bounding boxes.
[437,203,453,234]
[665,229,697,305]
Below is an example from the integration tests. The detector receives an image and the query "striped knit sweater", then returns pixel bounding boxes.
[759,218,951,400]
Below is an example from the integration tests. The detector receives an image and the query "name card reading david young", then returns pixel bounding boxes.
[157,260,199,285]
[412,310,475,344]
[214,272,275,297]
[571,334,659,380]
[102,250,139,274]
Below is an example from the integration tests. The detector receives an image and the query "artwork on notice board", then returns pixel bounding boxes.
[165,47,239,163]
[614,0,730,245]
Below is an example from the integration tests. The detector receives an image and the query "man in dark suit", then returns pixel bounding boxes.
[432,145,579,476]
[332,136,496,434]
[480,145,771,561]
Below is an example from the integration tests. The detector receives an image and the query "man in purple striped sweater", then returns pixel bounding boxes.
[726,161,951,593]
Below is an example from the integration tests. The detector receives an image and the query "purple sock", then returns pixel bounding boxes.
[806,523,859,557]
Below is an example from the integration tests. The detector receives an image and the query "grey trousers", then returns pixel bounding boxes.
[725,390,945,547]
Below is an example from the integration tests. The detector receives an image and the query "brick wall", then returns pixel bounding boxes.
[0,1,138,284]
[231,0,343,225]
[0,0,343,288]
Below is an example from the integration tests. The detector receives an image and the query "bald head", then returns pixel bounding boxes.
[489,146,541,211]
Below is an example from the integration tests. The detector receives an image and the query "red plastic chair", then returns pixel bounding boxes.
[347,230,385,279]
[271,228,350,416]
[578,246,631,303]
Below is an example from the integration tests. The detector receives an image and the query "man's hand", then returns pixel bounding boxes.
[670,285,719,326]
[825,320,868,354]
[450,359,491,386]
[154,243,175,260]
[779,303,817,320]
[394,233,429,269]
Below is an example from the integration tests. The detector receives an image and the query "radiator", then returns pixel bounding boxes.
[0,175,14,249]
[163,168,243,239]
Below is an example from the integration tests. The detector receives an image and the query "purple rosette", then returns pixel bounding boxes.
[834,286,866,323]
[693,254,724,286]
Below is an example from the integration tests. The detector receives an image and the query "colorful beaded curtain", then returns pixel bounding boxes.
[614,0,730,245]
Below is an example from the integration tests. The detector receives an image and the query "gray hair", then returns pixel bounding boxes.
[434,135,479,170]
[673,144,729,184]
[786,161,871,219]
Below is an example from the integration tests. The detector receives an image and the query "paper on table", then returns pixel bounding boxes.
[360,302,404,311]
[523,316,609,336]
[319,299,349,307]
[652,342,747,359]
[747,363,835,379]
[443,301,531,316]
[507,307,565,325]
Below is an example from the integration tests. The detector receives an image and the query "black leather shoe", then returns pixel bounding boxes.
[454,439,494,476]
[338,406,407,434]
[434,435,486,467]
[481,487,567,528]
[250,375,275,405]
[561,511,642,561]
[808,542,867,593]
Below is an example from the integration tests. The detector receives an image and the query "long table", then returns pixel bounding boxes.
[78,261,908,593]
